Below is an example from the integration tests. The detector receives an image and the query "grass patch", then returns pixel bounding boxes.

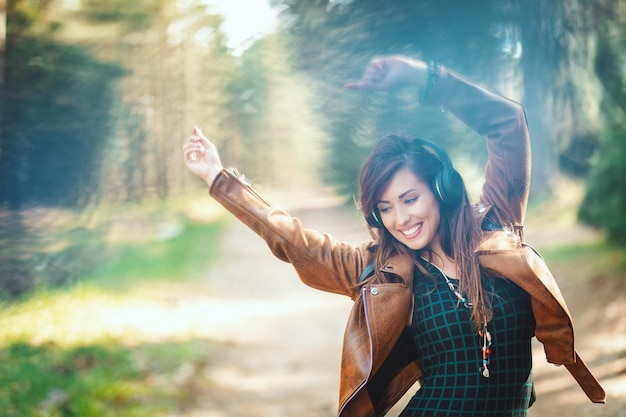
[0,227,224,415]
[0,339,216,417]
[0,194,227,298]
[0,198,230,416]
[540,240,626,279]
[83,220,225,289]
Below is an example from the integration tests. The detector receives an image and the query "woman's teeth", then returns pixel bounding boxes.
[401,224,421,236]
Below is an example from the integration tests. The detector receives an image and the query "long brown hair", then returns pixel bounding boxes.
[358,134,491,331]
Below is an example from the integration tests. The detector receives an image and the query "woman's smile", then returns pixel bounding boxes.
[400,223,422,237]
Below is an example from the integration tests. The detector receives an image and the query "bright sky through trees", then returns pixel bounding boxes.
[207,0,278,52]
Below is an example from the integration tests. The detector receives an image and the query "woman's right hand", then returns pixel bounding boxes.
[344,55,429,91]
[183,126,224,187]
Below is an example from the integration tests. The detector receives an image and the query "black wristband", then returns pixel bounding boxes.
[419,60,441,101]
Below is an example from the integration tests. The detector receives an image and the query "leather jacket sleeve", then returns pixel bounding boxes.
[209,168,375,298]
[423,66,531,229]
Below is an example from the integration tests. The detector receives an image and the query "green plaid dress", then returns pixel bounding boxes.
[400,260,535,416]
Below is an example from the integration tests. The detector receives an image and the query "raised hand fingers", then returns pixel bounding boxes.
[345,58,388,90]
[368,59,387,81]
[183,140,205,163]
[190,125,208,145]
[184,127,207,163]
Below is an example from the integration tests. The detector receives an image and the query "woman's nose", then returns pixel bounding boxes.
[395,206,411,225]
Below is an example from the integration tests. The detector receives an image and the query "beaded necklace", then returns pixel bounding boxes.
[426,260,493,378]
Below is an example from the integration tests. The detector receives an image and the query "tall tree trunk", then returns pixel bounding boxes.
[0,0,5,162]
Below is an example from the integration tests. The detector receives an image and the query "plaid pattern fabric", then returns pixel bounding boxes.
[400,260,535,416]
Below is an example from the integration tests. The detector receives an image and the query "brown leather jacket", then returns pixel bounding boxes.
[208,66,605,416]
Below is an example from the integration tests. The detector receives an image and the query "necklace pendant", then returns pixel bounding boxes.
[481,325,492,378]
[435,263,494,379]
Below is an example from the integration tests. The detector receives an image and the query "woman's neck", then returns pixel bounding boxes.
[422,246,457,278]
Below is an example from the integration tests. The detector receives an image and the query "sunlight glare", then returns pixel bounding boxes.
[205,0,278,51]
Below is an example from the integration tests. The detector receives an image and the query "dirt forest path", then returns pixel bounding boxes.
[198,194,626,417]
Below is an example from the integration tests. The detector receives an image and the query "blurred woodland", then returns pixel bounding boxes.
[0,0,625,297]
[1,2,626,416]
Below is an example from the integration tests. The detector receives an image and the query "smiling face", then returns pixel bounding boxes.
[376,167,442,252]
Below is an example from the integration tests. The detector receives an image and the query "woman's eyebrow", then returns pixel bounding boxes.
[376,189,417,205]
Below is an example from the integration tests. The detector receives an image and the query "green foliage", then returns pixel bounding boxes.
[541,240,626,273]
[578,25,626,245]
[6,0,49,34]
[79,0,161,28]
[0,170,226,299]
[578,104,626,245]
[0,208,109,299]
[224,40,271,175]
[0,339,215,417]
[0,206,224,298]
[0,0,236,300]
[84,218,224,290]
[1,13,125,208]
[276,0,522,195]
[222,35,328,189]
[274,0,623,200]
[0,206,225,415]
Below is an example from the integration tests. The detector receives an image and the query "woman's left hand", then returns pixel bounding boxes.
[183,126,224,187]
[345,55,428,91]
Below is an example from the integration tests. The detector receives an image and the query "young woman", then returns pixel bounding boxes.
[183,55,604,417]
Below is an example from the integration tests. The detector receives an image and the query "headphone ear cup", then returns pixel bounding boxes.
[433,167,464,206]
[412,137,463,206]
[365,209,384,228]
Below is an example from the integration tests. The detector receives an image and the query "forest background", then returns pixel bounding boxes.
[0,0,625,416]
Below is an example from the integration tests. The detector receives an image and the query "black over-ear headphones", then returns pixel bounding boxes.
[420,138,464,206]
[366,208,384,229]
[365,138,464,229]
